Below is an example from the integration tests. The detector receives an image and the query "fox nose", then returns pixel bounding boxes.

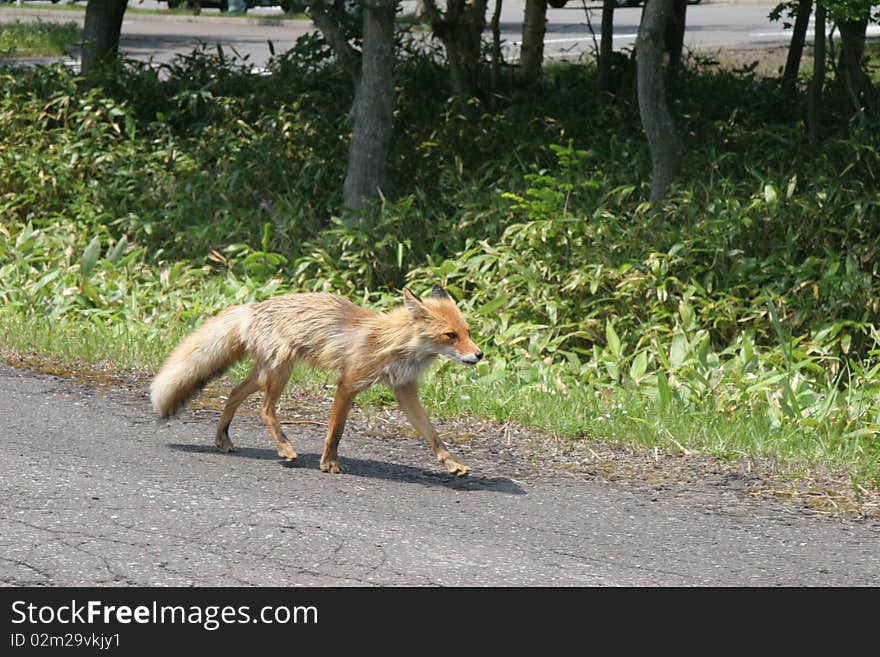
[475,350,484,361]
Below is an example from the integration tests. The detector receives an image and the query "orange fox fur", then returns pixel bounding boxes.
[150,286,482,476]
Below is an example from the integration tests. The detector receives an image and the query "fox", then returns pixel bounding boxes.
[150,285,482,477]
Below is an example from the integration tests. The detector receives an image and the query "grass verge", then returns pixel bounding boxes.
[0,18,79,57]
[2,310,878,520]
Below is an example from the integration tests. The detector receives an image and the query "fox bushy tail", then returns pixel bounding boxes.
[150,305,250,418]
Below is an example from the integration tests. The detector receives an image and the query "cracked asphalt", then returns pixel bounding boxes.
[1,362,878,586]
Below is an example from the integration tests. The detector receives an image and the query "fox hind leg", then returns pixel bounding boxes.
[215,365,261,453]
[259,362,299,461]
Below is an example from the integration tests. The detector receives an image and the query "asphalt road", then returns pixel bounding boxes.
[5,2,871,67]
[1,363,878,586]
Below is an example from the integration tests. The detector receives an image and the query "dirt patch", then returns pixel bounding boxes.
[424,411,880,521]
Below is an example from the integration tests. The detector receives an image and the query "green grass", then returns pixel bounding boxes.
[0,19,79,57]
[0,314,169,373]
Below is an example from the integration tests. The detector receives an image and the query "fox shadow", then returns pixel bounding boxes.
[166,443,527,495]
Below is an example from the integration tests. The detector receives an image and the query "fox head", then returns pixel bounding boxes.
[403,286,483,365]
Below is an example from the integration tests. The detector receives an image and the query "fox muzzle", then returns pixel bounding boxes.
[459,350,484,365]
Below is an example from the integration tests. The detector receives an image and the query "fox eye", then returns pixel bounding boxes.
[445,332,458,340]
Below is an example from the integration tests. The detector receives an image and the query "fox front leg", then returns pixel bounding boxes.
[320,381,359,474]
[393,382,471,477]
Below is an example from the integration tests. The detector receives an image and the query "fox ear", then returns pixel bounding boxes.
[403,288,426,316]
[430,285,451,301]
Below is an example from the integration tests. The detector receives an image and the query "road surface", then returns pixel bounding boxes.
[3,2,868,67]
[1,363,878,586]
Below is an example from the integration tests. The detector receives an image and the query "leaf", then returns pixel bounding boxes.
[106,236,127,265]
[125,114,136,140]
[80,236,102,279]
[745,372,789,394]
[679,300,694,331]
[605,319,621,359]
[603,360,620,382]
[669,332,689,368]
[33,269,61,294]
[764,290,790,365]
[842,428,879,440]
[479,296,508,314]
[657,372,672,409]
[630,350,648,382]
[763,184,778,208]
[475,369,507,387]
[79,279,102,305]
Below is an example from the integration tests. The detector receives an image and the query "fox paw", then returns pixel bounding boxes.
[443,459,471,477]
[215,435,236,453]
[320,459,343,474]
[277,444,299,462]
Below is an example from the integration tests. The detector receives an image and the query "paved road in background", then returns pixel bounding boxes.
[0,2,838,68]
[1,363,878,586]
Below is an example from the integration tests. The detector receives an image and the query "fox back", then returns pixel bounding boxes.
[241,287,481,389]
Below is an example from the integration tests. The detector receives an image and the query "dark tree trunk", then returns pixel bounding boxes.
[305,0,398,219]
[636,0,680,203]
[491,0,503,89]
[342,0,397,215]
[425,0,489,96]
[520,0,547,89]
[81,0,129,73]
[781,0,812,94]
[664,0,687,71]
[306,1,360,79]
[807,4,825,142]
[597,0,615,94]
[837,18,879,117]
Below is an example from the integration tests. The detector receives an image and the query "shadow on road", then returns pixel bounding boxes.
[167,443,527,495]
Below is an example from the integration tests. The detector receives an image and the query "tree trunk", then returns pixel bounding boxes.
[341,0,397,216]
[837,18,879,117]
[781,0,812,94]
[306,1,360,79]
[491,0,503,89]
[664,0,687,71]
[636,0,680,203]
[81,0,129,73]
[520,0,547,90]
[807,3,825,142]
[597,0,615,94]
[425,0,489,96]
